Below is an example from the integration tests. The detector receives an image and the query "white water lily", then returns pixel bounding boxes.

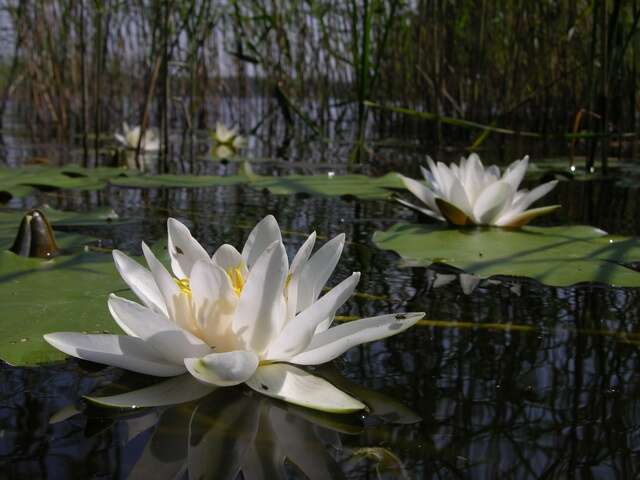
[211,122,246,159]
[115,122,160,152]
[398,154,560,227]
[44,216,423,412]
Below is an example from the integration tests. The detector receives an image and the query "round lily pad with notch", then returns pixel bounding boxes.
[373,223,640,287]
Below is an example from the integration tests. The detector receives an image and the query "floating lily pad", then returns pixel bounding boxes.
[0,165,137,199]
[250,173,404,200]
[0,207,134,365]
[110,174,248,188]
[0,250,126,365]
[0,206,121,246]
[373,223,640,287]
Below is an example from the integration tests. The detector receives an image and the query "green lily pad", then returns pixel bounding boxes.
[0,207,136,365]
[110,174,248,188]
[250,173,404,200]
[0,165,137,199]
[0,249,125,365]
[373,223,640,287]
[0,206,121,246]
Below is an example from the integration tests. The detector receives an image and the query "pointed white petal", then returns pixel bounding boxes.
[266,272,360,361]
[446,178,473,216]
[241,215,282,269]
[246,364,365,413]
[43,333,185,376]
[501,156,529,190]
[496,204,561,227]
[114,133,126,146]
[395,198,444,220]
[112,250,168,317]
[472,180,514,225]
[190,260,237,350]
[141,242,193,331]
[419,164,435,186]
[290,312,424,365]
[513,180,558,212]
[296,233,345,313]
[233,241,288,354]
[398,174,439,212]
[184,351,259,386]
[167,218,210,279]
[290,232,317,275]
[86,374,215,408]
[286,232,317,320]
[212,243,245,273]
[108,295,212,364]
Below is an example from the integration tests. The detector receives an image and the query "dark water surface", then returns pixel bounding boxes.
[2,174,640,479]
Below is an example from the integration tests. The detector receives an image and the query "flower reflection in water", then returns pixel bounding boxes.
[75,370,420,479]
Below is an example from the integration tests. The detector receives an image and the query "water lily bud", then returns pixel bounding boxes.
[9,209,61,258]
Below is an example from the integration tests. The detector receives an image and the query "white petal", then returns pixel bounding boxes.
[290,312,424,365]
[233,241,288,354]
[472,180,514,225]
[446,178,472,216]
[286,232,317,319]
[108,295,212,364]
[512,179,558,212]
[190,260,237,350]
[395,198,444,221]
[167,218,210,279]
[266,272,360,361]
[246,364,365,413]
[296,233,345,313]
[398,174,439,212]
[290,232,317,276]
[241,215,282,268]
[86,374,215,408]
[184,351,259,386]
[112,250,168,317]
[501,156,529,190]
[43,333,185,376]
[142,242,193,331]
[114,133,126,146]
[212,243,246,274]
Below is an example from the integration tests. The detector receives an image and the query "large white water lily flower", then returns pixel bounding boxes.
[114,122,160,152]
[398,154,560,227]
[44,216,423,413]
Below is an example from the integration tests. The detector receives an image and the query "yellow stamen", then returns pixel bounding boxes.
[174,278,192,297]
[227,266,245,296]
[284,273,292,290]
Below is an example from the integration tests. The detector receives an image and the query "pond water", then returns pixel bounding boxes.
[2,128,640,479]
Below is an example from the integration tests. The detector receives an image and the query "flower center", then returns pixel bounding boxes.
[174,278,192,297]
[226,266,245,296]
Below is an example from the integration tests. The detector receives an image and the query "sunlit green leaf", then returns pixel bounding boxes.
[373,223,640,287]
[0,165,137,199]
[250,173,404,200]
[110,174,248,188]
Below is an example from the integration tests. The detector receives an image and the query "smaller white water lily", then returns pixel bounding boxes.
[44,216,423,413]
[211,122,246,159]
[115,122,160,152]
[398,154,560,227]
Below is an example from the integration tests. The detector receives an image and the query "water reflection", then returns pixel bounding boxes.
[77,370,417,480]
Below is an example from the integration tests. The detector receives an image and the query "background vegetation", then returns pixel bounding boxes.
[0,0,639,167]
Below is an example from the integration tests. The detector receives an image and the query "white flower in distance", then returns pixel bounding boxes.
[114,123,160,152]
[212,122,246,159]
[44,216,423,413]
[398,154,560,227]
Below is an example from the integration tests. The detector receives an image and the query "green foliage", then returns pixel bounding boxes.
[373,223,640,287]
